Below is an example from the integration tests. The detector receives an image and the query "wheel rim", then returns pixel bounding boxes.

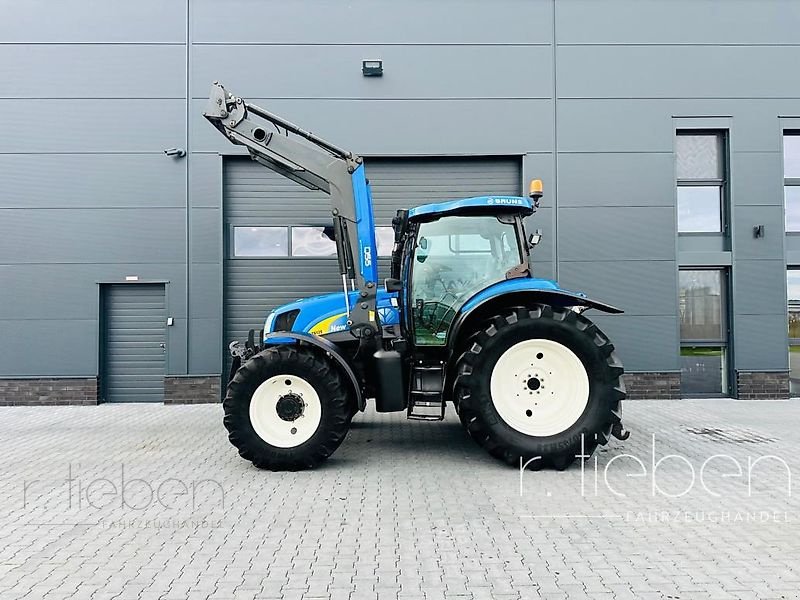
[489,339,589,437]
[249,374,322,448]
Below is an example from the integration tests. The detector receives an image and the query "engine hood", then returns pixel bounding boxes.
[263,289,400,340]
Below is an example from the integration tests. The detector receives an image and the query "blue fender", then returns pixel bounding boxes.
[262,331,366,411]
[448,277,622,345]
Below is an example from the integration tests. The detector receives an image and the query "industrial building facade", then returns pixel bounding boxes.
[2,0,799,404]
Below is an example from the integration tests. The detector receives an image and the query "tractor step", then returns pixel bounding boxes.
[407,363,445,421]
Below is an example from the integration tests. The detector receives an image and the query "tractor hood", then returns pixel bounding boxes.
[263,289,400,341]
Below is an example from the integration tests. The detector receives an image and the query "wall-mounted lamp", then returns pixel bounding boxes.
[753,224,765,238]
[164,147,186,158]
[362,59,383,77]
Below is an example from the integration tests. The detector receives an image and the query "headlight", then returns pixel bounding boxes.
[264,312,277,333]
[274,309,300,331]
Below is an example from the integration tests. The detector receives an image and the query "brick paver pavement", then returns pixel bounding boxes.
[1,399,799,599]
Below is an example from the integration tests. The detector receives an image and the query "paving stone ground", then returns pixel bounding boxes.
[1,399,799,600]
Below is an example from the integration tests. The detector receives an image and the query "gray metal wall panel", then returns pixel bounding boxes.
[192,0,552,44]
[191,208,223,264]
[558,152,674,208]
[558,207,676,261]
[0,155,185,209]
[732,314,790,372]
[0,209,186,264]
[556,0,800,45]
[558,261,676,316]
[102,284,166,402]
[167,318,189,377]
[0,265,97,320]
[733,260,787,316]
[558,45,800,100]
[189,264,222,320]
[190,155,222,209]
[733,206,785,260]
[0,319,98,377]
[1,45,185,99]
[189,317,223,375]
[561,98,794,153]
[731,152,784,206]
[557,100,673,153]
[0,100,185,153]
[191,99,552,155]
[588,314,680,373]
[0,0,185,43]
[192,45,549,100]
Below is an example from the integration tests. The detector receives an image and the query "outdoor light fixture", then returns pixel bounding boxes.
[362,59,383,77]
[753,224,765,238]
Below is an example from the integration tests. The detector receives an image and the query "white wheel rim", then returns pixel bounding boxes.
[249,374,322,448]
[490,339,589,437]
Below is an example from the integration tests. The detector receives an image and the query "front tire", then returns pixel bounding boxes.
[223,346,352,470]
[454,305,625,469]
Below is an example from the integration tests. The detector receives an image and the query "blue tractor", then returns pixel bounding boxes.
[204,83,629,471]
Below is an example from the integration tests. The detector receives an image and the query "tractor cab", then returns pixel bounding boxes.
[395,195,539,347]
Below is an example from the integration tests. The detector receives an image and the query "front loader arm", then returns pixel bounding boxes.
[203,82,379,339]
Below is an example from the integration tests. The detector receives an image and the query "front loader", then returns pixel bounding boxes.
[204,83,629,471]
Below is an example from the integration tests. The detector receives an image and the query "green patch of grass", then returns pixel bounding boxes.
[680,347,722,357]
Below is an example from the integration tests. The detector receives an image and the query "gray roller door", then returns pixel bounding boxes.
[101,284,166,403]
[223,156,521,372]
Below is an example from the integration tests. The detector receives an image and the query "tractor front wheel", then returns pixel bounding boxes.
[223,346,352,470]
[454,305,625,469]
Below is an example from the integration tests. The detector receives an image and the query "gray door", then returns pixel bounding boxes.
[223,156,521,372]
[101,283,166,403]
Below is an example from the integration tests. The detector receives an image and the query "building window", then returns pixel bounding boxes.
[784,132,800,232]
[788,269,800,396]
[291,226,337,257]
[233,226,288,257]
[679,269,728,396]
[235,224,396,258]
[676,131,727,233]
[375,226,395,256]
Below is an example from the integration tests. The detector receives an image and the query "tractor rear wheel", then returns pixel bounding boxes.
[223,346,352,470]
[454,305,625,469]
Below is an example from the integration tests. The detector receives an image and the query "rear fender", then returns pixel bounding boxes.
[448,286,623,356]
[443,287,622,404]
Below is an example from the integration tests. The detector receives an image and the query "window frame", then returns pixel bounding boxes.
[289,225,338,258]
[228,224,396,259]
[229,225,290,259]
[787,266,800,345]
[789,266,800,397]
[678,267,731,397]
[675,129,729,236]
[785,131,800,234]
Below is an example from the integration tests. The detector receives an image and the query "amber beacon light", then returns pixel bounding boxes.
[529,179,543,201]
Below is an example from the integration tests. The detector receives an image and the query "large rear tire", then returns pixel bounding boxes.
[454,305,625,469]
[223,346,352,471]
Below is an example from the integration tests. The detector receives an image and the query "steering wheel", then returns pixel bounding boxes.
[417,262,453,295]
